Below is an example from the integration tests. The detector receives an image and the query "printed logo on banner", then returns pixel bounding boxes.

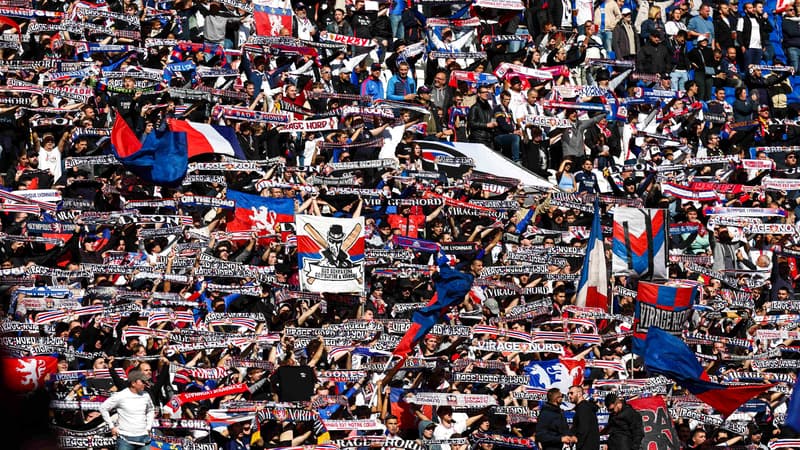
[296,215,365,293]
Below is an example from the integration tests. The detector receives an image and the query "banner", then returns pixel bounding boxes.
[280,118,339,133]
[628,396,680,450]
[632,281,697,354]
[612,208,668,280]
[296,215,365,293]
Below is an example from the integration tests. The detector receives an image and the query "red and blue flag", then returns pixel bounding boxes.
[225,190,295,239]
[393,264,473,362]
[111,113,188,186]
[643,327,773,417]
[633,281,697,354]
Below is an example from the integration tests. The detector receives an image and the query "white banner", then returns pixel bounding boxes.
[280,117,339,133]
[296,215,365,294]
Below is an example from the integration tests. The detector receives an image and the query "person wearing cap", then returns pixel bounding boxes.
[612,8,637,60]
[506,76,526,112]
[603,393,644,450]
[637,29,672,75]
[335,65,359,95]
[361,63,385,101]
[593,0,623,52]
[34,131,62,183]
[292,2,317,40]
[100,369,155,450]
[386,61,417,102]
[687,34,715,100]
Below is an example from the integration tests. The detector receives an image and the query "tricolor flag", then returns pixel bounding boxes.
[576,199,608,310]
[643,327,773,417]
[167,119,246,160]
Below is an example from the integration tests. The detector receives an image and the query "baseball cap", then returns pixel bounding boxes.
[296,2,306,9]
[371,63,382,71]
[621,7,632,14]
[417,85,431,94]
[759,104,770,112]
[697,34,707,42]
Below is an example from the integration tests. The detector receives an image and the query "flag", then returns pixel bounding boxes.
[225,189,295,238]
[167,119,247,160]
[253,0,292,36]
[627,396,679,450]
[524,358,585,394]
[1,355,58,391]
[612,207,667,279]
[296,215,365,293]
[111,113,188,186]
[576,199,608,310]
[643,327,773,417]
[785,370,800,432]
[393,265,474,361]
[632,281,697,354]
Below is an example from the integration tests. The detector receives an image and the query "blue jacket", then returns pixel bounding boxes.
[361,77,385,100]
[386,74,416,101]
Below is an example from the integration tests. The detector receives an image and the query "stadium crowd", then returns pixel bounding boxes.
[4,0,800,448]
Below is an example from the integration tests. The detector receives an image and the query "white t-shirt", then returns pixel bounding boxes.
[433,419,467,450]
[575,0,593,25]
[38,146,61,181]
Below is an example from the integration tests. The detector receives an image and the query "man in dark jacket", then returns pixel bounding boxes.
[569,385,599,450]
[536,388,576,450]
[637,30,673,74]
[604,393,644,450]
[784,7,800,72]
[467,86,497,148]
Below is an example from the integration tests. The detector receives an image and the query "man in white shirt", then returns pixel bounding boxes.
[37,133,61,183]
[100,370,155,450]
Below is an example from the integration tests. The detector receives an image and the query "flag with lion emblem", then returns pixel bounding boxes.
[1,355,58,391]
[226,189,295,240]
[296,215,365,293]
